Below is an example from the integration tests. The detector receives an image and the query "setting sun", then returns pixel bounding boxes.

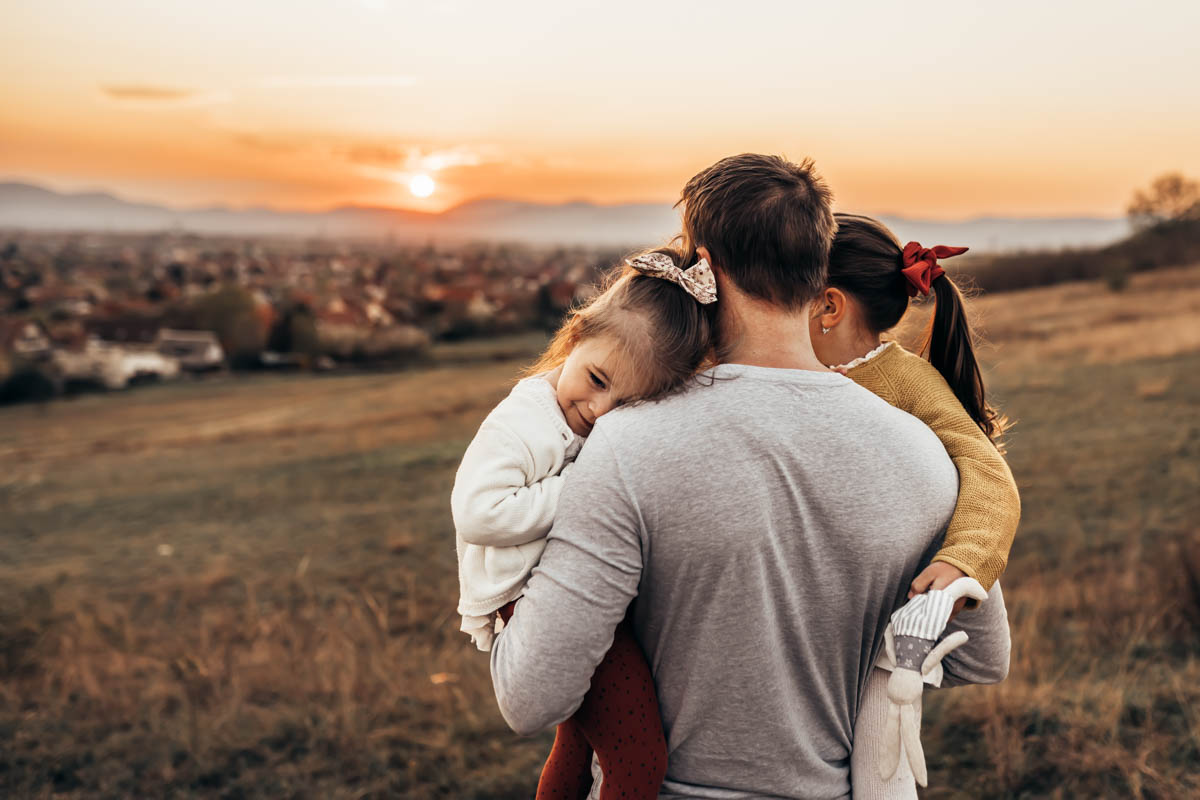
[409,174,435,198]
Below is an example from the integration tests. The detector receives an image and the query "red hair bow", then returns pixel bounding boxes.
[901,242,968,297]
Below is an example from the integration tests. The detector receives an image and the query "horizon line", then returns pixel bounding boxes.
[0,176,1132,224]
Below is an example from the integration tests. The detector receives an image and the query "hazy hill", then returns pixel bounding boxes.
[0,181,1130,252]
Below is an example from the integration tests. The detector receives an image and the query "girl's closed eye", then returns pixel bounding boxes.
[589,371,607,390]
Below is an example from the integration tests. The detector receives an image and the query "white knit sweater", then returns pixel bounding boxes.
[451,375,584,651]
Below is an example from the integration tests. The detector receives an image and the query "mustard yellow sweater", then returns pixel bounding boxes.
[845,342,1020,590]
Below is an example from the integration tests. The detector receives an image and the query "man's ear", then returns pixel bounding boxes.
[817,287,849,330]
[697,245,728,290]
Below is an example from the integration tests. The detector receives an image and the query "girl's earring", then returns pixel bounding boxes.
[821,326,831,335]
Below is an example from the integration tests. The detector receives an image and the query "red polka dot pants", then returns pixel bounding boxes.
[498,603,667,799]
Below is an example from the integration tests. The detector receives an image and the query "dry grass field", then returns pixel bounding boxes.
[3,266,1200,798]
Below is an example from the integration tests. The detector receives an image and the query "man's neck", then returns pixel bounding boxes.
[718,297,830,372]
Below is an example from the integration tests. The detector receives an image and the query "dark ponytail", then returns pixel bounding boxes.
[921,274,1006,441]
[828,213,1006,442]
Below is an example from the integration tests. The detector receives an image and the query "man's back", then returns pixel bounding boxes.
[492,364,958,798]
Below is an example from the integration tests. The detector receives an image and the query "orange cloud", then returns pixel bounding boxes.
[231,133,305,155]
[100,85,196,101]
[98,85,231,108]
[254,75,417,90]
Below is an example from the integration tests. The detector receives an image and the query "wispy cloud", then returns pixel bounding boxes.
[101,85,193,101]
[414,146,493,172]
[223,132,496,179]
[256,75,418,90]
[346,143,495,172]
[99,85,231,107]
[231,133,305,155]
[344,144,406,166]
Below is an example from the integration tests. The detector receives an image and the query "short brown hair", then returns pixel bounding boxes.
[678,154,836,309]
[525,246,714,402]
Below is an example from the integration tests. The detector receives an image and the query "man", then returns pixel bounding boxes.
[491,154,1010,798]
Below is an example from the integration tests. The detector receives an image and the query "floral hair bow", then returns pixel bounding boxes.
[626,252,718,305]
[901,242,968,297]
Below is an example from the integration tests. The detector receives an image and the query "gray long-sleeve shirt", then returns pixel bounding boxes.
[491,364,1011,799]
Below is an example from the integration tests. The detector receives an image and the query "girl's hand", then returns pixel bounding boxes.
[910,562,970,620]
[909,562,968,598]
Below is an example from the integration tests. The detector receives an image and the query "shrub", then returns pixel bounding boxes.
[1128,172,1200,231]
[267,307,320,359]
[187,286,267,369]
[1103,258,1131,292]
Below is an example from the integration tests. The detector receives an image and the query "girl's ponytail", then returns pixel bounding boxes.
[921,274,1006,441]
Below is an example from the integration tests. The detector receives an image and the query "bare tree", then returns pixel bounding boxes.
[1127,172,1200,230]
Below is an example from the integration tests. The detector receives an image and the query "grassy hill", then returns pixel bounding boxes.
[2,266,1199,797]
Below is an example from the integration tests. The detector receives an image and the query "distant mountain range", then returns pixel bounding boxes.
[0,181,1131,252]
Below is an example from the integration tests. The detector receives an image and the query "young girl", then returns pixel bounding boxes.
[451,248,715,800]
[808,214,1022,797]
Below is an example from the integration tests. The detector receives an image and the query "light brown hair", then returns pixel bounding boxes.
[677,153,836,310]
[526,247,714,402]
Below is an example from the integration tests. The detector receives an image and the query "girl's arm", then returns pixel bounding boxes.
[451,418,572,549]
[889,360,1021,593]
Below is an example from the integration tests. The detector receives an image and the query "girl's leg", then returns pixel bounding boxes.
[851,666,918,800]
[570,620,668,800]
[498,603,667,799]
[535,720,594,800]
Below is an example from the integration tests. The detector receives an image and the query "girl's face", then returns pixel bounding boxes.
[555,335,642,436]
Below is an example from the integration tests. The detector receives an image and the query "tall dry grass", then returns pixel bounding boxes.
[2,563,546,797]
[923,536,1200,798]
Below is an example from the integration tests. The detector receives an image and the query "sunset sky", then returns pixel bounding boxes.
[2,0,1198,219]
